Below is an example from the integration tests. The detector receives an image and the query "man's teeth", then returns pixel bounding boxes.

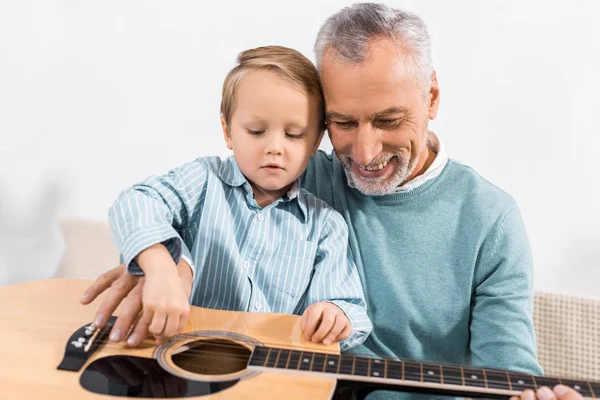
[363,159,390,171]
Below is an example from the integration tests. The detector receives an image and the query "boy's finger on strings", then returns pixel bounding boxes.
[311,310,336,343]
[322,314,347,345]
[148,310,167,337]
[301,303,323,340]
[336,323,353,343]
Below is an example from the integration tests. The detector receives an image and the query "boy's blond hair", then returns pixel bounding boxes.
[220,46,325,133]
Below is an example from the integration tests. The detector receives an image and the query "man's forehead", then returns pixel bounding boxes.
[326,106,411,120]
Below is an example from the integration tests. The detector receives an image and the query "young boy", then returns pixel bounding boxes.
[107,46,372,350]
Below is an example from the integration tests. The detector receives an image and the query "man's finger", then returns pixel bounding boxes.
[92,273,138,329]
[80,265,125,304]
[127,311,152,347]
[553,385,583,400]
[109,281,144,342]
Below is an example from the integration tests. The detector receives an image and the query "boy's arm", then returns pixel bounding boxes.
[109,158,209,275]
[303,209,373,351]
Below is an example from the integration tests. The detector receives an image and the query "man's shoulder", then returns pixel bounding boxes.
[302,150,340,198]
[444,159,518,214]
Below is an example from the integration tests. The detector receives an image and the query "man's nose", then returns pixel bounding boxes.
[351,124,382,166]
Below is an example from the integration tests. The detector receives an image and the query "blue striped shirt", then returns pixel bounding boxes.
[108,155,372,349]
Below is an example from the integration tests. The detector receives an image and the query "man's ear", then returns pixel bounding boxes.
[221,115,233,150]
[428,71,440,120]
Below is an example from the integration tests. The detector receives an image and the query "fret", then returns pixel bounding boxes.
[484,369,512,390]
[298,351,314,371]
[440,365,465,386]
[338,355,354,375]
[532,376,561,391]
[506,371,513,390]
[590,382,600,398]
[312,352,326,372]
[248,346,269,367]
[421,363,442,384]
[369,358,385,378]
[482,368,488,388]
[264,348,277,368]
[561,378,593,398]
[386,360,403,380]
[403,361,422,382]
[508,373,536,392]
[276,349,291,369]
[589,381,597,398]
[289,350,301,370]
[324,354,340,374]
[462,367,487,388]
[353,356,370,377]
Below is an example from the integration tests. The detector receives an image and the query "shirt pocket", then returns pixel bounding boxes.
[271,240,317,299]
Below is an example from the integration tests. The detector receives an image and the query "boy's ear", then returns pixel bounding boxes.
[221,115,233,150]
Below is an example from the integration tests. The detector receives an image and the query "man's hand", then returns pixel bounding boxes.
[510,385,584,400]
[300,302,353,345]
[80,258,193,347]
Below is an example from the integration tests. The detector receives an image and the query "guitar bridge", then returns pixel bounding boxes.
[57,316,116,372]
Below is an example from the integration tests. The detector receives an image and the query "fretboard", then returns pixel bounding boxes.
[248,346,599,399]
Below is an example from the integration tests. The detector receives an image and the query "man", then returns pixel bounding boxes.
[81,4,583,400]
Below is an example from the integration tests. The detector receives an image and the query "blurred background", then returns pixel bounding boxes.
[1,0,598,296]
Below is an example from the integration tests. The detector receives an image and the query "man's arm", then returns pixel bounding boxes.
[470,206,542,374]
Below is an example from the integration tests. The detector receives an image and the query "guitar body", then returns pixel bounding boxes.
[2,279,597,399]
[0,279,339,400]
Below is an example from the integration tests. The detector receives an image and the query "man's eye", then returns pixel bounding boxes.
[247,130,265,135]
[376,119,401,128]
[333,121,356,129]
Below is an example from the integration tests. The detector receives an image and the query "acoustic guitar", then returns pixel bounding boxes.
[0,279,596,399]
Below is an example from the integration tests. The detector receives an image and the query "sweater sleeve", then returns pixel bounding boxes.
[470,206,543,375]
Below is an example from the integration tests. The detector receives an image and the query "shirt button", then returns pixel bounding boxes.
[256,213,264,221]
[254,301,261,310]
[243,261,250,269]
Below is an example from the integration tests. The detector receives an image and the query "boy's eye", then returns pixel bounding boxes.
[247,130,265,135]
[286,133,304,139]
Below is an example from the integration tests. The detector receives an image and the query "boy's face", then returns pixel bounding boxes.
[222,70,322,204]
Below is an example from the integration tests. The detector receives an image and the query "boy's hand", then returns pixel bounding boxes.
[132,244,191,344]
[300,302,353,345]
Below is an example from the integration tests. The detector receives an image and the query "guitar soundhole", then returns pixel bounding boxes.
[171,339,251,376]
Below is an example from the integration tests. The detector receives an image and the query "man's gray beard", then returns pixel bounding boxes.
[340,152,419,196]
[339,128,430,196]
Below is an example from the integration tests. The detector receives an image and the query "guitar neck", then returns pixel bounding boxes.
[248,346,599,399]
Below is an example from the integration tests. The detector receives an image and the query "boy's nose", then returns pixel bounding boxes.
[265,137,284,155]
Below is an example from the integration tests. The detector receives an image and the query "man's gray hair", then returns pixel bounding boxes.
[314,3,434,90]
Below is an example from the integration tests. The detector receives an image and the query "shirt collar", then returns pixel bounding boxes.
[218,156,308,221]
[394,131,448,192]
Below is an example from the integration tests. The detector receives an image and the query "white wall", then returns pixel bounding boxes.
[1,1,599,296]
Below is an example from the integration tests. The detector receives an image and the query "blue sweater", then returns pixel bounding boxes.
[302,151,542,399]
